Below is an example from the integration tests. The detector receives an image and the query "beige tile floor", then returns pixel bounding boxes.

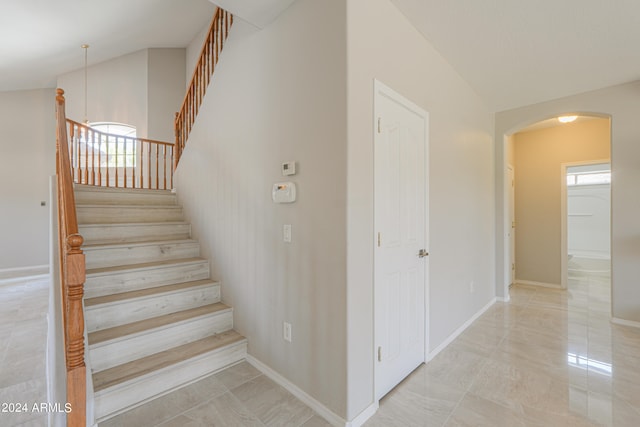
[366,257,640,427]
[0,277,49,427]
[99,362,331,427]
[4,257,640,427]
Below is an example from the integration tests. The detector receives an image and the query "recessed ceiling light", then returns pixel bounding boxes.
[558,115,578,123]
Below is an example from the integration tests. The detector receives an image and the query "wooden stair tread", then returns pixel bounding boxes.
[85,279,219,307]
[86,257,206,275]
[88,302,229,345]
[79,221,189,227]
[74,184,173,194]
[78,203,181,208]
[93,330,245,391]
[83,238,197,250]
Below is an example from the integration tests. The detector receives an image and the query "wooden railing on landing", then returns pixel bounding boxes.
[55,89,86,427]
[174,7,233,167]
[67,120,174,190]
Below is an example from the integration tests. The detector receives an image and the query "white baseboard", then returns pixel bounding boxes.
[348,402,378,427]
[611,317,640,329]
[428,297,496,361]
[496,296,510,303]
[246,355,350,427]
[0,264,49,285]
[515,279,562,289]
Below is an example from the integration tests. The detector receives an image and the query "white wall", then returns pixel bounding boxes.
[57,50,149,137]
[495,81,640,322]
[185,13,215,89]
[57,48,186,142]
[0,89,56,270]
[147,49,187,142]
[347,0,495,419]
[175,0,348,419]
[180,0,495,422]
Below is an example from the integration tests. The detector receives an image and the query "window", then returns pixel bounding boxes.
[87,122,137,167]
[567,170,611,186]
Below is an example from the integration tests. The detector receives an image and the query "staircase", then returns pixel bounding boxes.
[75,184,246,422]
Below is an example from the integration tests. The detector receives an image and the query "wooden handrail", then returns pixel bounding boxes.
[55,89,86,427]
[66,119,174,190]
[174,7,233,168]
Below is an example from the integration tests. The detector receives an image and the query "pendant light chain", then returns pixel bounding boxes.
[82,44,89,125]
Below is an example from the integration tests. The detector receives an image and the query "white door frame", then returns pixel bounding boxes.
[560,159,611,289]
[373,79,429,399]
[506,165,515,290]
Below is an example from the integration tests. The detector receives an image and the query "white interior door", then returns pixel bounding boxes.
[374,80,429,400]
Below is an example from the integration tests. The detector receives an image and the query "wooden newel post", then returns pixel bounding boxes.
[65,234,86,426]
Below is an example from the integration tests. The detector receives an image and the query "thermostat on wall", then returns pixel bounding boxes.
[272,182,296,203]
[282,161,296,176]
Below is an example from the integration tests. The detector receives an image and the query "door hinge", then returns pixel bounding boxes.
[378,346,382,362]
[377,232,381,247]
[512,221,515,229]
[512,263,515,271]
[377,117,382,133]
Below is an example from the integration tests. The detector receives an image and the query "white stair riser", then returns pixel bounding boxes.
[94,342,246,422]
[84,241,200,269]
[90,310,233,372]
[77,206,183,224]
[75,188,177,206]
[85,261,211,299]
[86,286,221,332]
[80,223,191,245]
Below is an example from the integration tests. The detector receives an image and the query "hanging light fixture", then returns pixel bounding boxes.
[81,44,90,125]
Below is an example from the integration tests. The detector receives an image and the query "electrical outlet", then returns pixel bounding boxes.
[283,322,292,342]
[469,281,475,293]
[283,224,292,243]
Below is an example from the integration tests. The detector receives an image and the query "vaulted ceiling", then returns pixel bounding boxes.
[390,0,640,111]
[0,0,215,92]
[2,0,640,113]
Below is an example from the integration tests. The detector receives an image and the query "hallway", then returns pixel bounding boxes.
[366,257,639,426]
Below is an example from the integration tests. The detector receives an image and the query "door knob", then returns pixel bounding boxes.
[418,249,429,258]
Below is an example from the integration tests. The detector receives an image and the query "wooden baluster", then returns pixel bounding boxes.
[68,123,76,183]
[169,146,173,189]
[155,144,159,190]
[97,132,102,186]
[174,113,180,170]
[91,129,96,185]
[213,19,218,71]
[225,11,229,42]
[77,125,81,183]
[123,137,128,188]
[83,127,88,185]
[139,141,144,189]
[105,133,110,187]
[115,136,119,188]
[147,142,151,189]
[163,145,167,190]
[206,35,211,87]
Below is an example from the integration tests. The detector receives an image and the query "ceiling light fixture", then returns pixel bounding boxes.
[81,44,89,125]
[558,115,577,124]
